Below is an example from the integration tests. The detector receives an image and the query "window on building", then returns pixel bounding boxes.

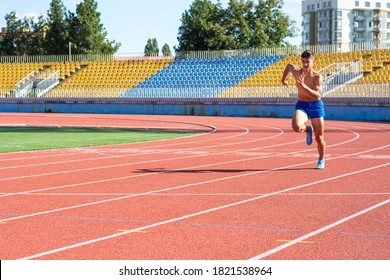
[320,11,329,18]
[355,1,359,7]
[335,10,342,17]
[355,33,365,39]
[387,3,390,9]
[328,1,332,7]
[376,2,381,8]
[323,2,327,8]
[365,2,370,7]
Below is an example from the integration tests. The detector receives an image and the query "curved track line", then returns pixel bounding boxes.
[2,142,388,223]
[0,125,356,184]
[0,134,360,198]
[18,162,390,260]
[1,114,388,260]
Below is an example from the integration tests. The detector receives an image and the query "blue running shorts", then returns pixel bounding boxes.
[295,100,325,119]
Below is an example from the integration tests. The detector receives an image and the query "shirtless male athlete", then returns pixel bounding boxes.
[281,50,326,169]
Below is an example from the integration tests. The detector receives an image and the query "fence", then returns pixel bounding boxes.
[1,40,389,102]
[1,83,389,101]
[1,40,389,63]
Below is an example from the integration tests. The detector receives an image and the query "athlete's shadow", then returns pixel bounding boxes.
[135,167,314,174]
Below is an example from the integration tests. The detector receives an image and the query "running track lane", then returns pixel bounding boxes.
[0,113,389,260]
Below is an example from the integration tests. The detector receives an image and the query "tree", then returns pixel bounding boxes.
[162,43,172,56]
[144,38,159,56]
[0,0,121,55]
[176,0,297,51]
[0,11,25,54]
[74,0,120,54]
[254,0,296,47]
[0,12,49,55]
[27,15,47,55]
[177,0,228,51]
[45,0,69,54]
[225,0,255,49]
[66,11,82,54]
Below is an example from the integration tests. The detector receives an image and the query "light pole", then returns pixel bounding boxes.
[69,42,72,62]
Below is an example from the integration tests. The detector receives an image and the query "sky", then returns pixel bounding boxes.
[0,0,302,53]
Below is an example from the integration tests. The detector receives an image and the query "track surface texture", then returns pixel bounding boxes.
[0,113,389,260]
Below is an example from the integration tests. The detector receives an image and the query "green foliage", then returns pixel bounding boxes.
[45,0,69,54]
[162,44,172,56]
[177,0,228,51]
[0,11,25,54]
[144,38,159,56]
[0,0,120,55]
[176,0,298,51]
[75,0,120,54]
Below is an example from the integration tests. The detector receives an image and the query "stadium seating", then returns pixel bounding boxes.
[0,62,44,97]
[122,56,284,98]
[46,59,172,97]
[0,48,389,99]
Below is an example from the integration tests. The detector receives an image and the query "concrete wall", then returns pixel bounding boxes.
[0,99,389,122]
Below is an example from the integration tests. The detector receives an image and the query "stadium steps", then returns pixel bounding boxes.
[45,59,173,98]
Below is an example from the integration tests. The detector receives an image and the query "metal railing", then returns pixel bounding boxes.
[1,83,389,100]
[321,60,364,97]
[34,70,60,97]
[1,40,389,103]
[1,40,389,63]
[14,69,60,97]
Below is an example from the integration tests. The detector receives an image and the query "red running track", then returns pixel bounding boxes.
[0,113,389,260]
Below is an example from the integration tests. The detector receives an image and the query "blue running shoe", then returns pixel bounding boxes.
[317,159,325,169]
[306,125,313,145]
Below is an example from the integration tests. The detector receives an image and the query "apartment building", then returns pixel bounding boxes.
[302,0,390,45]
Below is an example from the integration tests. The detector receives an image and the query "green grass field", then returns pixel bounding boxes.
[0,127,198,153]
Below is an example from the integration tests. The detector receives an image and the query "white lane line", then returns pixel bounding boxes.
[5,139,386,222]
[16,192,390,197]
[249,197,390,260]
[0,136,353,198]
[18,162,390,260]
[0,123,252,171]
[0,123,285,185]
[0,125,354,184]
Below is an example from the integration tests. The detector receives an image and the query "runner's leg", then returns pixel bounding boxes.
[311,117,326,160]
[292,110,309,133]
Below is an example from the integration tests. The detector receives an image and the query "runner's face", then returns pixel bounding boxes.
[301,57,314,69]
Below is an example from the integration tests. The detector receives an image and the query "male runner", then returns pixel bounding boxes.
[281,50,326,169]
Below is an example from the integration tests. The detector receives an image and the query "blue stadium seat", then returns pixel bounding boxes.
[122,55,284,98]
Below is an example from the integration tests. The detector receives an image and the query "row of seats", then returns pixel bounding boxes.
[0,62,44,90]
[122,56,284,97]
[45,60,172,97]
[1,49,389,98]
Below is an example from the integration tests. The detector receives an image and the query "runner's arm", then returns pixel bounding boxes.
[281,64,298,87]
